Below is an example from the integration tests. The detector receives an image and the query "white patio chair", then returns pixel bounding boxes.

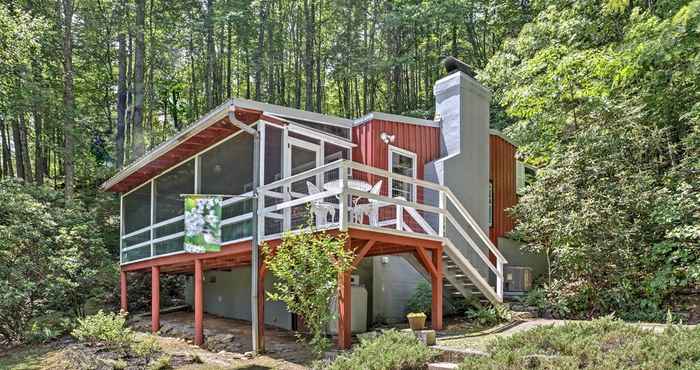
[352,180,383,225]
[306,181,336,226]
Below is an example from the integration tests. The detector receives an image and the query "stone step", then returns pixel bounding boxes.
[428,363,459,370]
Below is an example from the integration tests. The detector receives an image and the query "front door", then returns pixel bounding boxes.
[285,136,321,229]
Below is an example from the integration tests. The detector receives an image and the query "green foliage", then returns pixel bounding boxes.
[262,215,355,357]
[460,316,700,369]
[405,281,433,315]
[465,304,512,327]
[484,0,700,319]
[147,355,172,370]
[326,330,438,370]
[71,311,133,348]
[0,179,118,343]
[132,335,161,357]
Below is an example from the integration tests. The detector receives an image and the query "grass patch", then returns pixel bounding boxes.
[326,329,439,370]
[460,317,700,369]
[0,345,55,370]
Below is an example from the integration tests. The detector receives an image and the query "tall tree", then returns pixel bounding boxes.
[132,0,146,158]
[115,0,127,169]
[61,0,75,199]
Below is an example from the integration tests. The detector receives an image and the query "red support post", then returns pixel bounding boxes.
[120,270,128,313]
[431,246,443,330]
[194,259,204,346]
[151,266,160,333]
[337,272,352,349]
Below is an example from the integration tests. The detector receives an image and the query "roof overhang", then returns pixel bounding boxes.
[101,98,356,193]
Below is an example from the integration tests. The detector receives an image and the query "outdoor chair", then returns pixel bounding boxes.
[351,180,383,225]
[306,181,337,226]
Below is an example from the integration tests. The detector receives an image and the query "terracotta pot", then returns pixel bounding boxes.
[407,315,426,330]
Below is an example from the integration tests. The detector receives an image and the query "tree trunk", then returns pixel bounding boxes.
[11,119,25,180]
[254,1,267,101]
[132,0,146,158]
[226,20,232,99]
[61,0,75,199]
[116,0,127,169]
[204,0,215,109]
[32,62,45,185]
[0,118,13,178]
[19,113,33,183]
[303,0,314,111]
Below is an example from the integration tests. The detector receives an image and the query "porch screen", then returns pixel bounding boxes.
[122,184,151,234]
[200,133,253,195]
[154,160,195,223]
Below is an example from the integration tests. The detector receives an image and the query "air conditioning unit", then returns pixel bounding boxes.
[504,266,533,293]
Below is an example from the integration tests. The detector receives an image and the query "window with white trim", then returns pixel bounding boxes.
[389,146,417,201]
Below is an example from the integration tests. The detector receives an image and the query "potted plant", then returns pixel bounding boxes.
[406,312,427,330]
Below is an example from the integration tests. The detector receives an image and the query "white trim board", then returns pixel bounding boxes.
[353,112,439,128]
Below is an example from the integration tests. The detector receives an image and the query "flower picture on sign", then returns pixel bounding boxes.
[184,195,222,253]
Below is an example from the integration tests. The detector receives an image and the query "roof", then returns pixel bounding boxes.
[101,97,517,193]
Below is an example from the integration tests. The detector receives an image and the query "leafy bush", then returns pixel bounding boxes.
[71,311,133,348]
[132,335,161,357]
[465,305,511,326]
[460,317,700,369]
[326,330,438,370]
[0,179,118,343]
[406,281,432,315]
[262,214,354,357]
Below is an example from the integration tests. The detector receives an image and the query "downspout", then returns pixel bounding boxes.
[227,102,263,354]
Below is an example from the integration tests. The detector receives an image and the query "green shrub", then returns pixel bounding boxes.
[406,281,433,315]
[132,335,161,357]
[326,330,438,370]
[460,317,700,369]
[465,304,511,326]
[0,179,118,344]
[147,355,172,370]
[72,311,133,347]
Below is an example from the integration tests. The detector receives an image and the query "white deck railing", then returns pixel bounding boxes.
[256,159,507,301]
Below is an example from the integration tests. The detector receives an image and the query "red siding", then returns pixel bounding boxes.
[352,119,440,179]
[489,135,518,245]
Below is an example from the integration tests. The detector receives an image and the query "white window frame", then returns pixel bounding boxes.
[388,145,418,201]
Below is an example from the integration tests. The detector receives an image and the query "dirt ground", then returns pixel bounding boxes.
[129,311,314,367]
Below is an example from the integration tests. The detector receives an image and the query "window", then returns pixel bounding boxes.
[389,146,417,201]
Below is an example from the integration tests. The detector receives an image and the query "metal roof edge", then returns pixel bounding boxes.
[353,112,440,128]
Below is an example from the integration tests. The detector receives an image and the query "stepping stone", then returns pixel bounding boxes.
[428,363,459,370]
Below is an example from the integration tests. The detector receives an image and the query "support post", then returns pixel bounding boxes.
[151,266,160,333]
[337,272,352,349]
[257,262,266,352]
[431,246,443,330]
[194,259,204,346]
[120,270,128,313]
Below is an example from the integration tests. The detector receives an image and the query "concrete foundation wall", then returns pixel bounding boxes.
[372,255,426,323]
[184,266,293,330]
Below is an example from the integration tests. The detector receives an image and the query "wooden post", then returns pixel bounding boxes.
[120,270,128,313]
[431,247,443,330]
[338,272,352,349]
[151,266,160,333]
[194,259,204,346]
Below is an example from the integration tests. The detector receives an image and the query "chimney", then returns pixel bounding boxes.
[427,57,491,232]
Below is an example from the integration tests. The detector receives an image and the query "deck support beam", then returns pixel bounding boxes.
[151,266,160,333]
[194,259,204,346]
[120,270,128,313]
[431,246,443,330]
[338,271,352,349]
